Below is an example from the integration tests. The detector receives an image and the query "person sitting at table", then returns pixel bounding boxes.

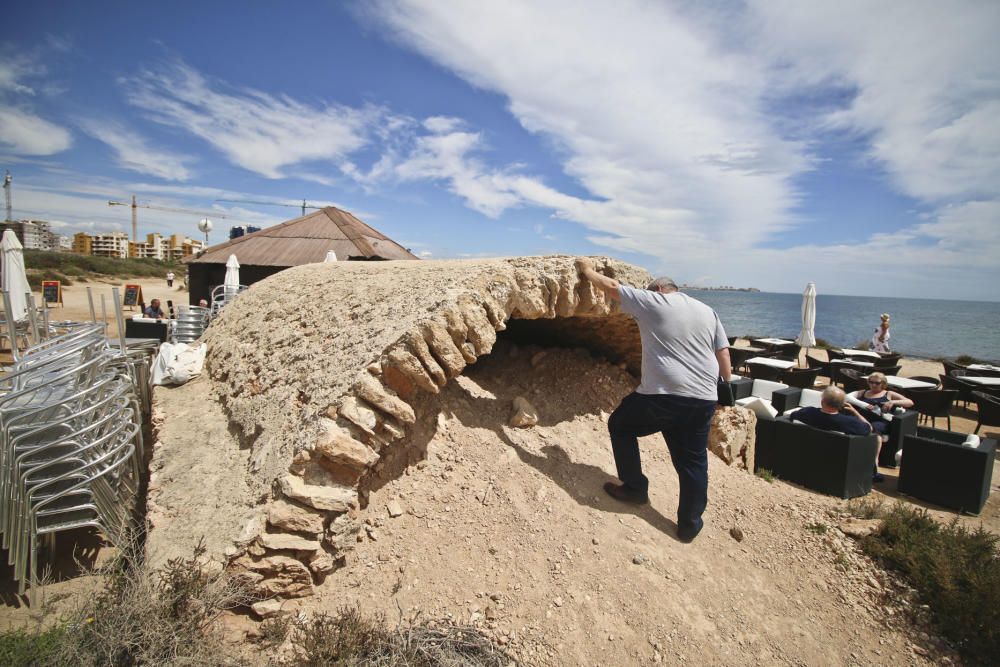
[848,372,914,436]
[144,298,165,320]
[793,386,884,482]
[870,313,891,353]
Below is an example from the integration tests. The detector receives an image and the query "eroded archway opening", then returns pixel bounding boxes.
[357,313,641,504]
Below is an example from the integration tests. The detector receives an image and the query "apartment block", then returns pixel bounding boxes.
[72,232,93,255]
[90,232,130,258]
[72,231,204,259]
[0,219,62,251]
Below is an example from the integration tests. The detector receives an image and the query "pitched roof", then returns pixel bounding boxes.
[185,206,418,266]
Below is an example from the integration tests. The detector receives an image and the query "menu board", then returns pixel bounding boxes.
[42,280,62,306]
[123,283,143,308]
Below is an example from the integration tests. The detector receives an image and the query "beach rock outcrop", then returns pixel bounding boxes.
[708,406,756,470]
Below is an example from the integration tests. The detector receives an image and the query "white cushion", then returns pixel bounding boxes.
[800,389,823,408]
[751,380,790,402]
[963,434,981,448]
[741,397,778,421]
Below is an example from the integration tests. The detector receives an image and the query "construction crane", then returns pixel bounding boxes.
[3,171,12,222]
[214,198,323,217]
[108,196,228,241]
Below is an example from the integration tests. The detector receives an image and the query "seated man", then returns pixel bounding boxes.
[793,386,882,481]
[144,298,165,320]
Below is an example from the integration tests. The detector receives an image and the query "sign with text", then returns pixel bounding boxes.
[41,280,62,306]
[123,284,143,308]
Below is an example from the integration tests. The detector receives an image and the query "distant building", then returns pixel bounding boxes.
[0,219,60,250]
[72,232,93,255]
[90,232,130,258]
[72,231,204,260]
[165,234,204,260]
[229,225,262,240]
[130,233,166,260]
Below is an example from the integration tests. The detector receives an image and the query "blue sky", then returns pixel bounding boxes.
[2,1,998,300]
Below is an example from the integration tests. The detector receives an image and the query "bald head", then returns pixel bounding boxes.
[821,386,847,411]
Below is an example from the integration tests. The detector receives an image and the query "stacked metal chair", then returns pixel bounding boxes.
[209,284,248,318]
[2,295,147,603]
[171,305,211,344]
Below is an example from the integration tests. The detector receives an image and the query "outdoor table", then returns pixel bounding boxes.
[968,364,1000,372]
[831,359,874,368]
[963,376,1000,386]
[753,338,796,348]
[867,375,936,390]
[746,356,796,370]
[838,348,880,359]
[124,319,169,342]
[728,345,766,354]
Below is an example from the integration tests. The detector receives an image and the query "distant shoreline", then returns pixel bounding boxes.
[680,286,760,292]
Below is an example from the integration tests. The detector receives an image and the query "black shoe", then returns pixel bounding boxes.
[603,481,649,505]
[873,472,885,483]
[677,523,703,543]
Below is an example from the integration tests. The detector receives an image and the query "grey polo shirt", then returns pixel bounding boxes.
[619,285,728,401]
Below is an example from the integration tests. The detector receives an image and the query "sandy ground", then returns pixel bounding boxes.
[233,342,973,665]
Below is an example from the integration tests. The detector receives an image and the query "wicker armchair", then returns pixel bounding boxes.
[909,389,958,430]
[972,391,1000,436]
[780,366,821,389]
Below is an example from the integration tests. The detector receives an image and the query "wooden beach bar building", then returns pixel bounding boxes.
[184,206,418,304]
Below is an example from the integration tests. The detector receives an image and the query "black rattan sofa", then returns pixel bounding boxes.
[898,427,996,514]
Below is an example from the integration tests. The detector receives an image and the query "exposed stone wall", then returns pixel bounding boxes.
[201,256,649,602]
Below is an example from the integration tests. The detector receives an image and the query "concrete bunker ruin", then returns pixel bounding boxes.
[153,256,651,603]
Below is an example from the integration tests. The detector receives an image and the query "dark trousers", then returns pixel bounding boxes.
[608,392,716,533]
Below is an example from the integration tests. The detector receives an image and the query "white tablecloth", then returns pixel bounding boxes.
[753,338,795,346]
[832,359,874,368]
[875,375,936,390]
[746,356,796,369]
[838,348,881,359]
[968,364,1000,372]
[964,376,1000,386]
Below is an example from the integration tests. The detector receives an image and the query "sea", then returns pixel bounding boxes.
[689,290,1000,363]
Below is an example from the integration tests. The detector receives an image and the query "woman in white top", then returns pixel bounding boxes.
[870,313,891,353]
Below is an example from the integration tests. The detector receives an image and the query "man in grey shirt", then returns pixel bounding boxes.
[576,258,731,543]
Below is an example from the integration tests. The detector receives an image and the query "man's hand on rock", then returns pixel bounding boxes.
[575,257,594,276]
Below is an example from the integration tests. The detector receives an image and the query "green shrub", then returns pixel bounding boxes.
[755,468,775,483]
[55,539,251,667]
[294,607,514,666]
[23,250,183,280]
[860,505,1000,664]
[0,626,65,666]
[955,355,983,366]
[814,338,832,349]
[846,496,886,520]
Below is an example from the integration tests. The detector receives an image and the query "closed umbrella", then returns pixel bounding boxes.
[224,254,240,289]
[323,250,338,263]
[1,230,29,321]
[796,283,817,356]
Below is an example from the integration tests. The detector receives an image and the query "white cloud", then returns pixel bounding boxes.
[0,106,72,155]
[361,0,1000,299]
[79,119,193,181]
[123,62,391,178]
[750,0,1000,204]
[366,0,810,249]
